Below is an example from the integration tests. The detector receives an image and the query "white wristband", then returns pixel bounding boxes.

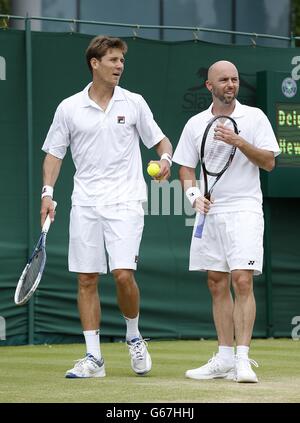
[41,185,54,199]
[160,153,172,167]
[185,186,201,207]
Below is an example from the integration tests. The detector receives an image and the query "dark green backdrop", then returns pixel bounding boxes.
[1,30,299,345]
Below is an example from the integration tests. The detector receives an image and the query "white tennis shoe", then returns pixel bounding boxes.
[235,356,259,383]
[185,353,235,380]
[65,353,106,378]
[127,337,152,375]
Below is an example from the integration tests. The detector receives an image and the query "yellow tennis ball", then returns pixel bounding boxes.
[147,163,161,177]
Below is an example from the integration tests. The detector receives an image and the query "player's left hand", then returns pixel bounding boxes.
[150,159,171,181]
[214,124,242,147]
[158,158,171,181]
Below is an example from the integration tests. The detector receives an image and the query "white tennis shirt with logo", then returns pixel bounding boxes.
[42,83,165,206]
[173,100,281,214]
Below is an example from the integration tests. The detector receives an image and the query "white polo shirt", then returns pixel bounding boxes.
[42,83,165,206]
[173,100,281,214]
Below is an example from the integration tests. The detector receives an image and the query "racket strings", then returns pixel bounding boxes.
[17,250,45,302]
[204,120,235,174]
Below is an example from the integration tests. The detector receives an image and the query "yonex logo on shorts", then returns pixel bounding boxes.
[117,116,125,124]
[248,260,255,265]
[135,255,139,263]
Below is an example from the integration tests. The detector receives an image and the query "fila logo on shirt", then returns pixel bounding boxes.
[117,116,125,124]
[248,260,255,265]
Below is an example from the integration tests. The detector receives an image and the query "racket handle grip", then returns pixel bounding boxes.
[42,201,57,233]
[194,213,206,239]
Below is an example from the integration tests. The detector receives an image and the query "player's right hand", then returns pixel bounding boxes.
[40,197,56,227]
[193,196,213,214]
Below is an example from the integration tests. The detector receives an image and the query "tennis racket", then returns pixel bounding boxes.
[14,201,57,305]
[194,115,239,239]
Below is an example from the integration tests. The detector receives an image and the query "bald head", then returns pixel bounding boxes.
[207,61,238,81]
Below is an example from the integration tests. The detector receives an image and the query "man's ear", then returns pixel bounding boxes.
[90,57,98,70]
[205,80,212,92]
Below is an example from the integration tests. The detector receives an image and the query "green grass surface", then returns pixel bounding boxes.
[0,339,299,403]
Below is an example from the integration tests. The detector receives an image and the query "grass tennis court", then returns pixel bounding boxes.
[0,339,299,403]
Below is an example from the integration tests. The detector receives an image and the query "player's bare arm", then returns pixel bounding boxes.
[179,166,211,214]
[236,141,275,171]
[153,136,173,180]
[41,153,62,225]
[215,124,275,171]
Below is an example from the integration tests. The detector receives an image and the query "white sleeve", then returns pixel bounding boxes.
[173,122,199,168]
[42,102,70,159]
[253,110,281,157]
[136,95,165,148]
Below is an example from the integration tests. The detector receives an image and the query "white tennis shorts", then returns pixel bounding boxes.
[189,211,264,275]
[68,202,144,273]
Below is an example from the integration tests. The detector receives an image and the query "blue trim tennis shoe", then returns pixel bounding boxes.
[65,353,105,378]
[127,337,152,375]
[185,353,235,380]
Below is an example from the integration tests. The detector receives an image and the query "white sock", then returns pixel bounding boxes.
[124,314,140,341]
[218,346,235,362]
[236,345,249,358]
[83,330,101,359]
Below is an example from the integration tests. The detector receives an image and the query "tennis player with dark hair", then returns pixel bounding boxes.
[173,60,280,383]
[40,35,172,378]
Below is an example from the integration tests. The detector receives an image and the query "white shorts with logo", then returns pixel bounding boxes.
[68,202,144,273]
[189,211,264,276]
